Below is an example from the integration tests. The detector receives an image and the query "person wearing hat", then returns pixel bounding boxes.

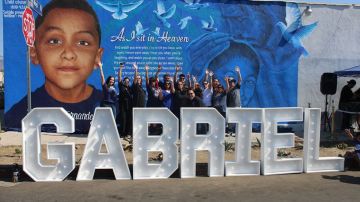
[212,82,227,118]
[339,79,356,129]
[225,66,242,134]
[226,66,242,108]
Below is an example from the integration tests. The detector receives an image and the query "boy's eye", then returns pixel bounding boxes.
[48,39,62,44]
[78,40,90,46]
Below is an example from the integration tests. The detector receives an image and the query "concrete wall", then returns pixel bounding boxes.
[298,4,360,111]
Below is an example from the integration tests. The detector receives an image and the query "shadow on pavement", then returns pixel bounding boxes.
[322,174,360,185]
[0,163,212,181]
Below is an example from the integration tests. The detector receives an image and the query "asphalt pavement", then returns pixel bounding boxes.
[0,171,359,202]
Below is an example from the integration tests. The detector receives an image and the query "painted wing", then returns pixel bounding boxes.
[294,22,318,40]
[276,22,288,35]
[285,3,301,32]
[161,4,176,19]
[209,16,214,28]
[184,0,194,4]
[201,19,209,28]
[179,19,187,29]
[136,21,143,33]
[122,0,144,13]
[95,0,118,12]
[157,0,166,15]
[153,27,160,36]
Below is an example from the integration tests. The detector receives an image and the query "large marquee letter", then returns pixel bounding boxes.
[261,108,303,175]
[225,108,261,176]
[181,108,225,178]
[304,108,344,172]
[77,108,131,180]
[133,108,179,179]
[22,108,75,181]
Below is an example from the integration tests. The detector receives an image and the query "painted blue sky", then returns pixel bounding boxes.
[252,0,359,5]
[0,1,3,57]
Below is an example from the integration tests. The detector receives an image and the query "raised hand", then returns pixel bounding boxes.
[235,66,240,73]
[175,65,181,72]
[145,64,150,71]
[157,64,162,71]
[209,71,214,77]
[133,63,138,70]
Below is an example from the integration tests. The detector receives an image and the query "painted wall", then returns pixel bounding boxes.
[297,4,360,110]
[253,0,359,5]
[2,0,359,131]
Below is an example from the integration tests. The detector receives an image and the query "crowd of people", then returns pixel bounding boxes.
[99,63,242,139]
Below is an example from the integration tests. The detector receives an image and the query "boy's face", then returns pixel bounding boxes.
[30,8,103,91]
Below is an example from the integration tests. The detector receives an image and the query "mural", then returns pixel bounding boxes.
[252,0,359,5]
[3,0,318,132]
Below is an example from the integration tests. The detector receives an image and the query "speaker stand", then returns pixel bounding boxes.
[323,94,331,132]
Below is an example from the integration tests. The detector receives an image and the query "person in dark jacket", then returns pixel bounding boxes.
[117,63,132,137]
[132,63,146,108]
[339,79,356,129]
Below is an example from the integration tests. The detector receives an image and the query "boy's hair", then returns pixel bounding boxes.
[35,0,101,46]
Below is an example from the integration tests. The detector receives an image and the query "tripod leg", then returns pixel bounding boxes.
[323,95,328,132]
[327,113,332,131]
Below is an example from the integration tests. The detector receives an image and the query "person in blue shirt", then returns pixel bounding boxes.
[99,63,117,119]
[162,80,175,110]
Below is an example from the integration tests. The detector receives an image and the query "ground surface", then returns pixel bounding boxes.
[0,133,359,201]
[0,171,359,202]
[0,144,355,166]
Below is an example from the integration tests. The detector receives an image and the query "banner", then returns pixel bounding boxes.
[3,0,318,132]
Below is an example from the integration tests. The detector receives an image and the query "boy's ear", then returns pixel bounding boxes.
[94,48,104,69]
[30,47,40,65]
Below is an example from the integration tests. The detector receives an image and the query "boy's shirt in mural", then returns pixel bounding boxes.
[5,85,102,133]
